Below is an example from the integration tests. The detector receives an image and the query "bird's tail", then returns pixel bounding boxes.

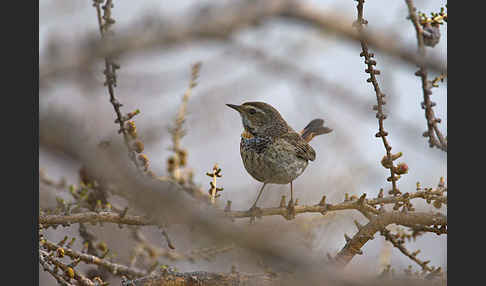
[300,119,333,142]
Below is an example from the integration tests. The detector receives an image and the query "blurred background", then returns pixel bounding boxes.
[39,0,446,285]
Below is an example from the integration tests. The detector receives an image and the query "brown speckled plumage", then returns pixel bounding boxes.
[227,101,333,213]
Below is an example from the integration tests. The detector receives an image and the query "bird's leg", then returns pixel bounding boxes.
[248,183,266,223]
[286,182,296,220]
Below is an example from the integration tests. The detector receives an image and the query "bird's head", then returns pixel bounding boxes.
[226,101,288,137]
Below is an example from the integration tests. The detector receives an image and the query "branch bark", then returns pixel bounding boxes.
[334,210,446,266]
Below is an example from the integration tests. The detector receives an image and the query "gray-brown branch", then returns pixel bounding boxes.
[334,210,446,266]
[405,0,447,152]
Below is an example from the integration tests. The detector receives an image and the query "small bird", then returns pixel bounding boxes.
[226,102,332,217]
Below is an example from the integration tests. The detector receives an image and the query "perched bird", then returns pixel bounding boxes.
[226,102,332,217]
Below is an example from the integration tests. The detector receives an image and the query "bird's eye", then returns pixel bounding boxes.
[248,108,256,115]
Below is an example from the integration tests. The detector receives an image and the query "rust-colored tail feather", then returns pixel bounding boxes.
[300,119,333,142]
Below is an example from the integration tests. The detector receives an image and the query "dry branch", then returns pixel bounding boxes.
[40,249,96,286]
[41,239,148,278]
[405,0,447,152]
[334,210,446,266]
[381,228,437,272]
[354,0,404,197]
[39,251,77,286]
[93,0,144,170]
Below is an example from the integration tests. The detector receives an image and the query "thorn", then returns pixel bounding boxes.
[319,195,326,206]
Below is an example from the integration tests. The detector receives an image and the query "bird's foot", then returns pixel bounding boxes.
[247,205,262,224]
[285,199,296,220]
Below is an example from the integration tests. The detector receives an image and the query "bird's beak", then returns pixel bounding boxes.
[226,104,242,112]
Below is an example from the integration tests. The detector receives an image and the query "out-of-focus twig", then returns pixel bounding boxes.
[40,0,446,81]
[40,211,152,227]
[167,62,202,184]
[129,229,234,267]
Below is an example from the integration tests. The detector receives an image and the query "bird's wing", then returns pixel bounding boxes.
[281,132,316,161]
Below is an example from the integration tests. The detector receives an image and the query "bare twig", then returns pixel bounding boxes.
[354,0,403,196]
[92,0,144,170]
[405,0,447,152]
[39,251,76,286]
[381,228,438,272]
[167,62,202,183]
[41,239,147,278]
[334,210,446,266]
[40,249,96,286]
[224,185,446,220]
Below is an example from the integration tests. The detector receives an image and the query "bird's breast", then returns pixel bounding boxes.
[239,136,308,184]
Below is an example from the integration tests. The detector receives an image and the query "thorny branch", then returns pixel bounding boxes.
[93,0,145,170]
[40,249,97,286]
[39,251,76,286]
[354,0,403,196]
[405,0,447,152]
[381,228,438,272]
[224,185,446,220]
[334,210,446,267]
[41,238,147,278]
